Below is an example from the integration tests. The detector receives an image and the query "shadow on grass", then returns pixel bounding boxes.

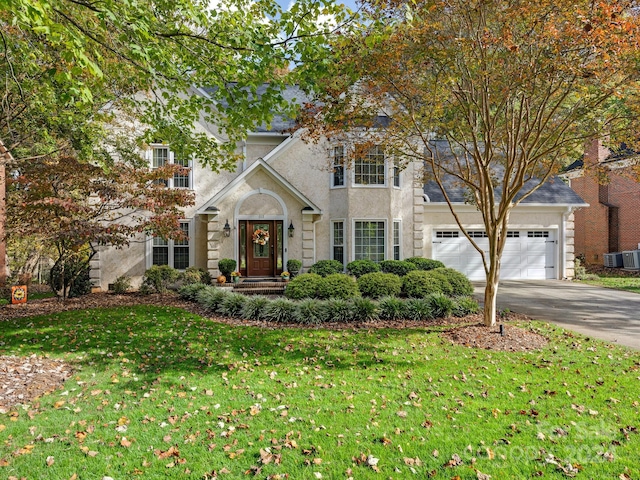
[0,304,462,388]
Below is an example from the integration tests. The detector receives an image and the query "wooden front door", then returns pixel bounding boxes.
[245,220,281,277]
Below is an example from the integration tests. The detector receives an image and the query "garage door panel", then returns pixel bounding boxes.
[433,230,556,281]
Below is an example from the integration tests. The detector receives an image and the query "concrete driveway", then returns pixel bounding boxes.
[474,280,640,350]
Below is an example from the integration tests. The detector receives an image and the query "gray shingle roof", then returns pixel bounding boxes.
[201,84,309,133]
[423,175,586,205]
[422,140,586,205]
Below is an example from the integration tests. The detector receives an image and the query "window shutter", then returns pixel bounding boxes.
[169,150,175,164]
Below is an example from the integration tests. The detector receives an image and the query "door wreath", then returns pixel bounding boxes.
[252,228,269,245]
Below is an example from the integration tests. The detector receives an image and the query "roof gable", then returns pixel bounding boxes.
[197,157,322,214]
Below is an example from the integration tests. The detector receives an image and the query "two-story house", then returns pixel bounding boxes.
[90,86,587,288]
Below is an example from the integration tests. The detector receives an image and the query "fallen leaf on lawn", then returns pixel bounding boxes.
[120,437,132,448]
[397,410,408,418]
[69,474,78,480]
[117,416,129,426]
[366,455,379,466]
[0,458,10,466]
[477,471,492,480]
[250,405,261,416]
[404,457,423,466]
[314,473,322,479]
[0,425,5,432]
[155,446,180,460]
[445,453,463,467]
[620,474,632,480]
[432,450,439,457]
[46,456,55,466]
[54,400,65,409]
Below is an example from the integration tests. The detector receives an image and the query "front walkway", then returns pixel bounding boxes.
[474,280,640,350]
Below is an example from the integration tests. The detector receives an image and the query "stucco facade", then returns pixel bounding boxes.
[91,89,586,289]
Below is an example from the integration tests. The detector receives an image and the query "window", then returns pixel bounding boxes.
[173,155,191,189]
[354,145,385,185]
[393,165,400,187]
[332,221,345,264]
[436,231,459,238]
[528,231,550,238]
[506,231,520,238]
[331,146,345,187]
[354,221,385,262]
[148,145,192,189]
[150,220,193,269]
[393,220,401,260]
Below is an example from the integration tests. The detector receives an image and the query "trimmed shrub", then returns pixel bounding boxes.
[309,259,344,277]
[422,269,454,296]
[112,275,131,294]
[379,260,417,277]
[351,297,378,321]
[142,265,180,293]
[196,286,228,311]
[178,282,207,301]
[346,259,380,278]
[432,267,474,296]
[428,292,455,318]
[322,298,355,323]
[218,258,236,279]
[452,296,480,317]
[357,272,402,299]
[404,298,434,321]
[317,274,360,299]
[378,296,406,320]
[183,266,212,285]
[284,273,322,300]
[406,257,445,271]
[286,259,303,278]
[293,299,328,324]
[217,292,247,317]
[402,270,446,298]
[263,298,297,323]
[241,295,270,321]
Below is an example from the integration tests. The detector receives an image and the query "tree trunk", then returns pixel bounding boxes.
[483,272,499,327]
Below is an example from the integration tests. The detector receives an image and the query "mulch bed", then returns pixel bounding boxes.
[0,292,548,411]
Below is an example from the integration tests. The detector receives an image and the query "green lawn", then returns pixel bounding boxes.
[1,306,639,479]
[581,275,640,294]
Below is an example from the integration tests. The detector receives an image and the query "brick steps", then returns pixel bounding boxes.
[232,278,286,296]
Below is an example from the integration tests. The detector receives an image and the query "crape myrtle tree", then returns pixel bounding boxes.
[0,0,349,285]
[298,0,640,326]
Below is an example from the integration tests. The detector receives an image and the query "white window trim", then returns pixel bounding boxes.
[146,219,195,270]
[351,218,387,262]
[352,145,387,188]
[330,146,346,189]
[330,219,346,266]
[392,164,401,189]
[393,219,402,260]
[146,144,194,190]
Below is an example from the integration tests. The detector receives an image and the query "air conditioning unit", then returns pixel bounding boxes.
[622,250,640,270]
[603,252,623,268]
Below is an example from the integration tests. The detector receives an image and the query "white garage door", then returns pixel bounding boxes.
[432,230,556,281]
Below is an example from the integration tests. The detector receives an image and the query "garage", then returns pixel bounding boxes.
[432,230,557,281]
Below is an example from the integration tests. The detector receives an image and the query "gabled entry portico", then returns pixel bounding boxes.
[196,158,322,279]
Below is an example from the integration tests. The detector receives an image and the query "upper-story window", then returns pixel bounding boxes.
[148,145,192,189]
[354,145,385,185]
[331,146,345,188]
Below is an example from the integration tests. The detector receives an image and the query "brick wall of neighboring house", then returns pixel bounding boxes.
[570,139,640,265]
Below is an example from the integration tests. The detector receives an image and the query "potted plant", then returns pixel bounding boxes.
[286,259,302,278]
[280,271,290,281]
[231,271,241,284]
[218,258,236,282]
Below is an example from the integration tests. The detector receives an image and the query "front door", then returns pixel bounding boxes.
[243,220,282,277]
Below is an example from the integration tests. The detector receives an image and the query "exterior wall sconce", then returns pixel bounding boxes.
[288,221,295,237]
[223,219,231,237]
